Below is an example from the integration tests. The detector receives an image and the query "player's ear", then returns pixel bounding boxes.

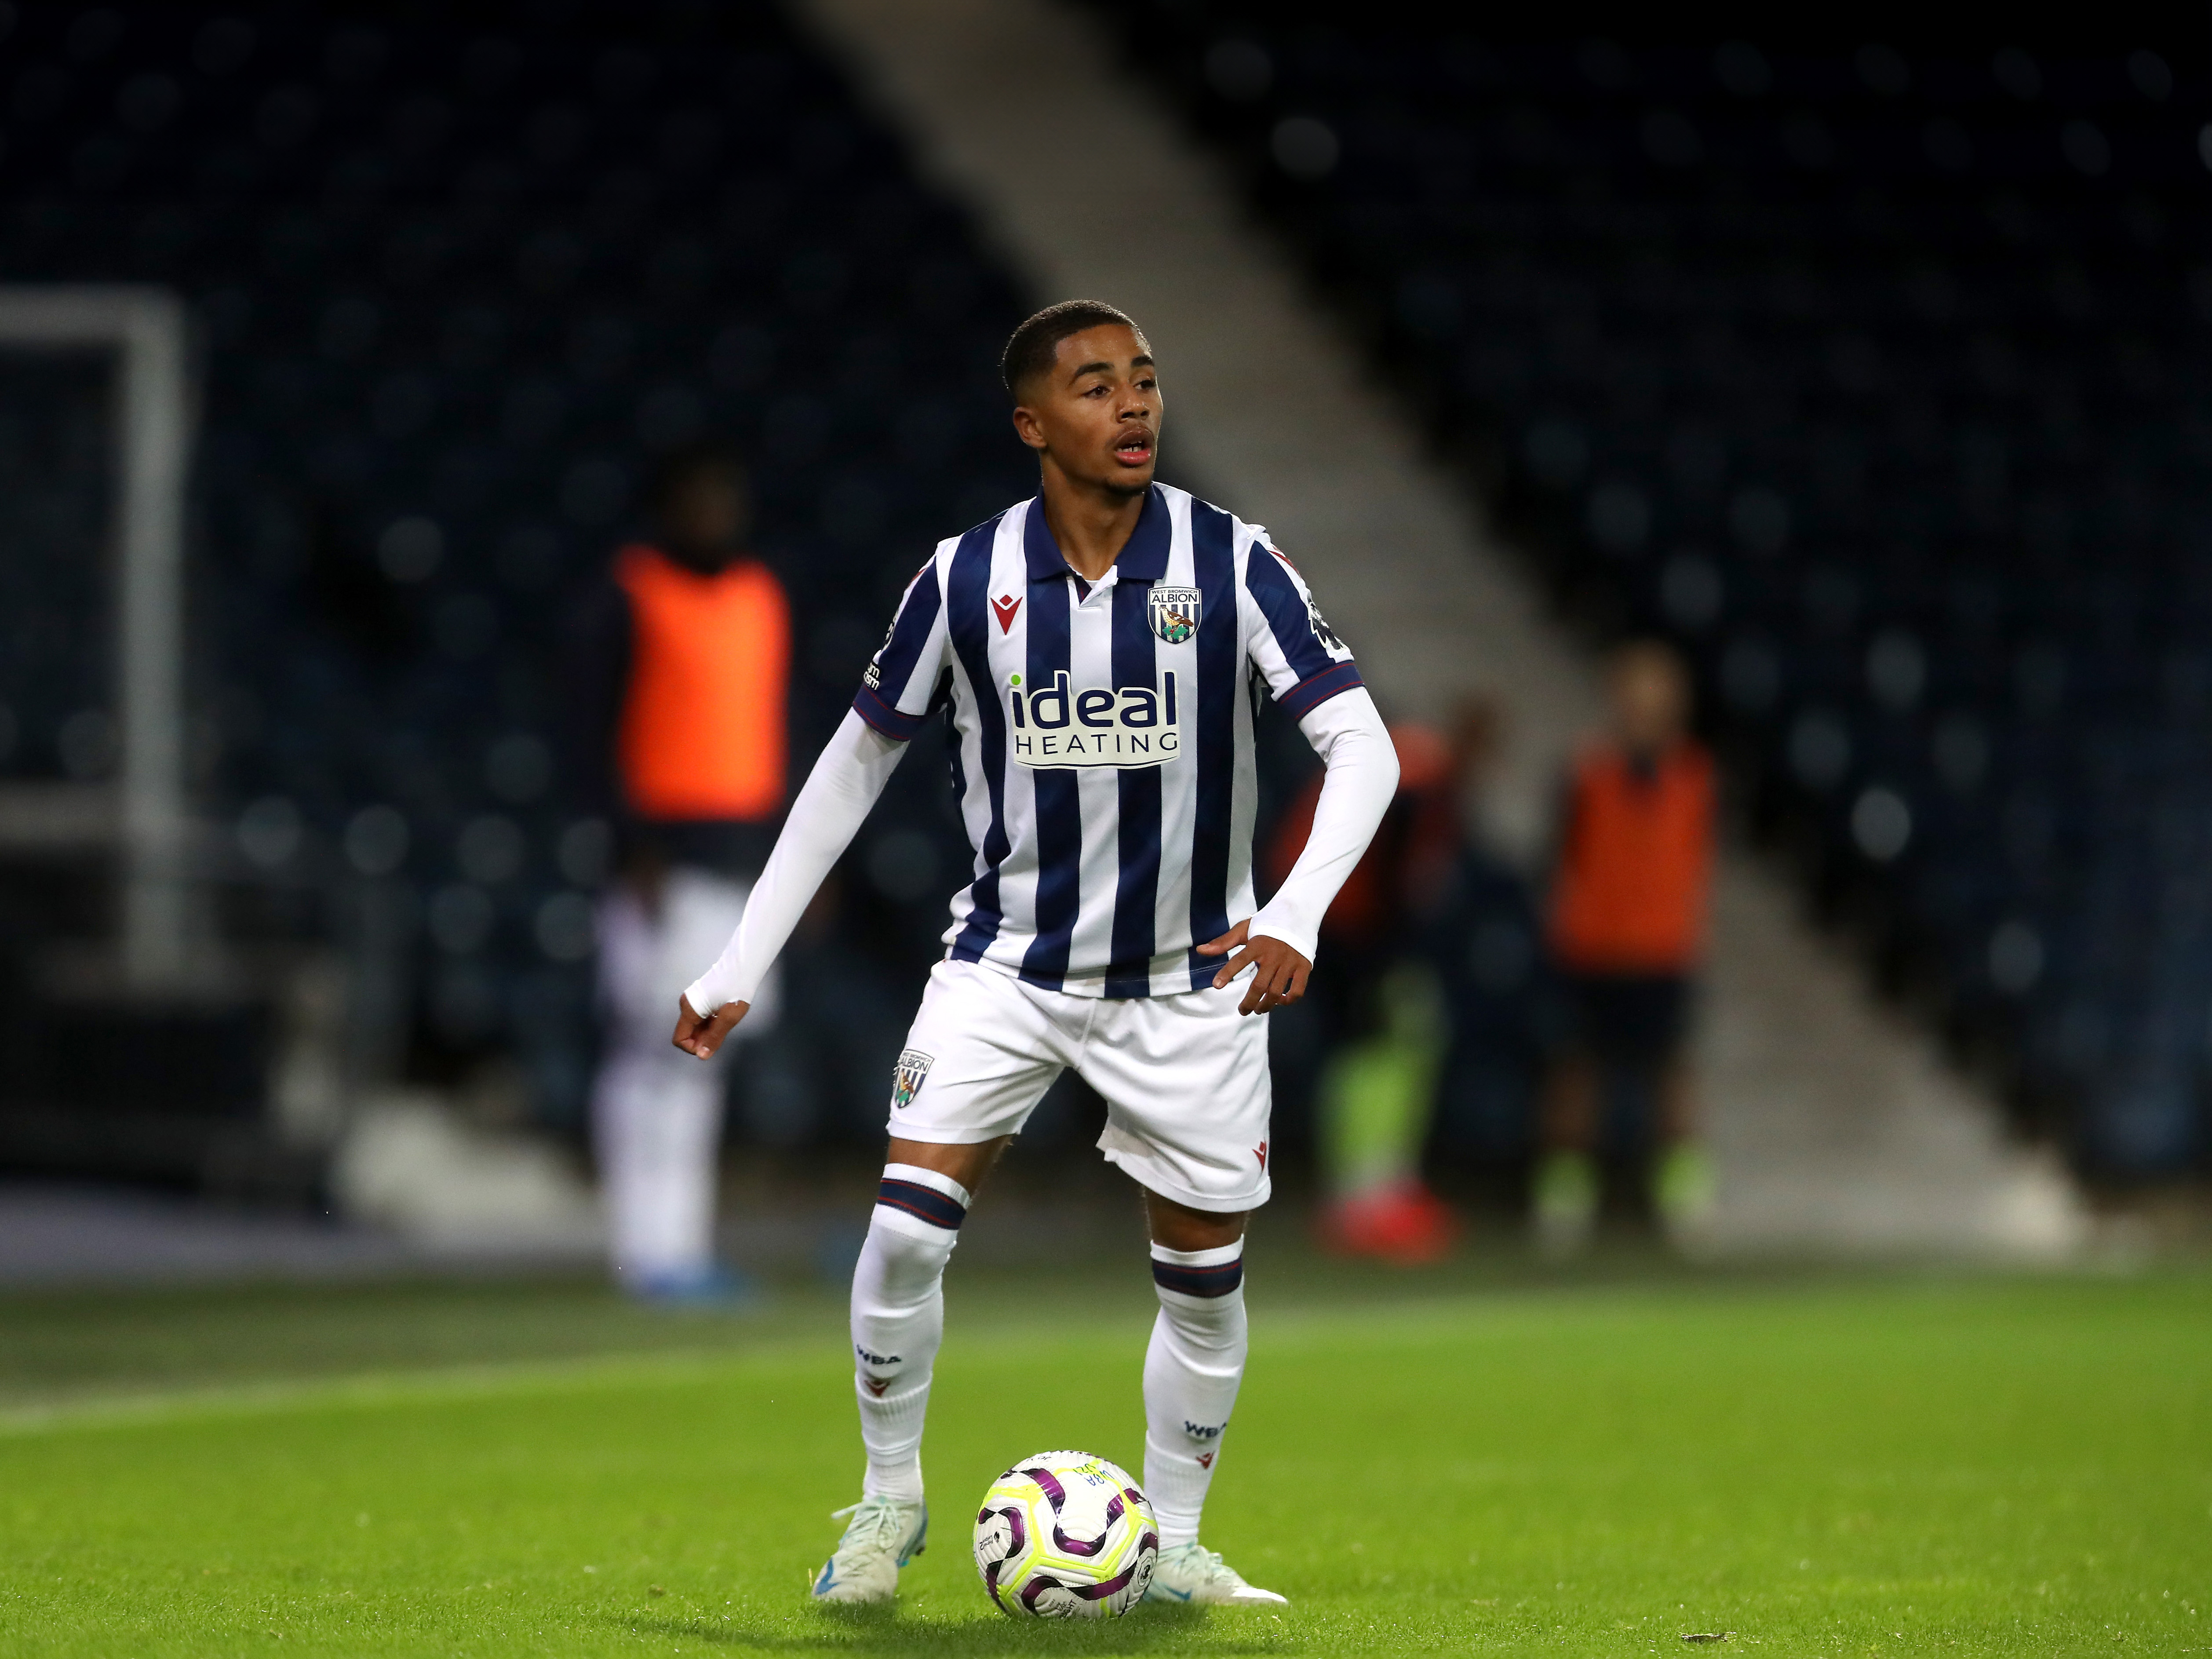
[1009,403,1048,452]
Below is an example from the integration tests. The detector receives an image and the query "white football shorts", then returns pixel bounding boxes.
[884,959,1273,1214]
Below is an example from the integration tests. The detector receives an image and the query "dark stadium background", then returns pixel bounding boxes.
[1097,4,2212,1181]
[0,0,2207,1217]
[0,0,1041,1188]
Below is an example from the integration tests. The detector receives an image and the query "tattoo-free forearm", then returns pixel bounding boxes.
[682,710,906,1014]
[1246,688,1399,963]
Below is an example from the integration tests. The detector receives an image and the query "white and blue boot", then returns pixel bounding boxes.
[1144,1541,1288,1606]
[809,1496,928,1604]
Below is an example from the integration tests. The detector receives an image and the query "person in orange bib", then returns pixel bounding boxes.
[1536,640,1717,1254]
[571,444,790,1302]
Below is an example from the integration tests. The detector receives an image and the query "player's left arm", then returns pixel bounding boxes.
[675,550,950,1057]
[1203,689,1398,1011]
[1200,539,1400,1015]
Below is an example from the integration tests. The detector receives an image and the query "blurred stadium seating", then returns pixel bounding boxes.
[6,0,2206,1197]
[0,0,1033,1182]
[1092,8,2212,1176]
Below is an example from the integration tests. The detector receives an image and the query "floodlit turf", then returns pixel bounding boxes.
[0,1269,2207,1655]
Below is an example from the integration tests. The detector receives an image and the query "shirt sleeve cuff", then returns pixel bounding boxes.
[1246,904,1319,966]
[853,685,926,741]
[1276,660,1364,721]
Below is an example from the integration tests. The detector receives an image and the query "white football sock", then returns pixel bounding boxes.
[1141,1238,1248,1550]
[850,1163,970,1503]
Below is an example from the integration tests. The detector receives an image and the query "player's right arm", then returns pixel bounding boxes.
[673,553,952,1058]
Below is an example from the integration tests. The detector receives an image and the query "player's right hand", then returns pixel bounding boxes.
[673,994,748,1059]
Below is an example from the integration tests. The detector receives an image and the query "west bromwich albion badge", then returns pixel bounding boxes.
[891,1049,933,1109]
[1148,586,1203,644]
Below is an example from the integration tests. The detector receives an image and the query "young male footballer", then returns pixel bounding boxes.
[672,300,1399,1607]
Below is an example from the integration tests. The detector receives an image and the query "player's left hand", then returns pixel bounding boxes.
[1199,920,1312,1016]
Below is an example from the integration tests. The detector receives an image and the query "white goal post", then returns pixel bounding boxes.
[0,286,192,990]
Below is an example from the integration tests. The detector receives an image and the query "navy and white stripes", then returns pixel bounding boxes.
[876,1173,969,1231]
[1150,1240,1245,1298]
[855,559,943,742]
[855,482,1363,999]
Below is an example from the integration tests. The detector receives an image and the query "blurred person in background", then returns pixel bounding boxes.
[570,443,789,1303]
[1268,716,1466,1263]
[1535,641,1716,1255]
[1415,698,1549,1201]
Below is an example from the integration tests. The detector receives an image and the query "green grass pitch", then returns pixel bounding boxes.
[0,1265,2206,1655]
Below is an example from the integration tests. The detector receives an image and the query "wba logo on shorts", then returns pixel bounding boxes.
[1006,670,1181,770]
[891,1049,933,1109]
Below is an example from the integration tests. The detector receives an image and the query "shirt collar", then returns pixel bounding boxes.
[1023,485,1170,585]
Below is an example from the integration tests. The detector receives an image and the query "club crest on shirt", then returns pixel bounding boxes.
[891,1049,934,1110]
[1148,586,1203,644]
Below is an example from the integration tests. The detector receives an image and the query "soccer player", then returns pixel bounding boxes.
[672,301,1399,1606]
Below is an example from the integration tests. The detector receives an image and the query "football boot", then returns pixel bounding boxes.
[809,1495,927,1604]
[1143,1542,1287,1606]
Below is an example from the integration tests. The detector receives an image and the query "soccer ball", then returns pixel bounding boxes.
[973,1450,1158,1617]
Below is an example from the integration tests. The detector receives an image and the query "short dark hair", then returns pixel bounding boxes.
[647,440,746,518]
[1000,299,1144,399]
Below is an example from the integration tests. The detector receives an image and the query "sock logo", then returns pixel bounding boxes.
[1183,1421,1224,1441]
[1195,1452,1215,1469]
[890,1050,933,1110]
[861,1376,893,1397]
[855,1345,902,1366]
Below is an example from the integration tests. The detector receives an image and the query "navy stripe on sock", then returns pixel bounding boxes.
[1152,1256,1243,1297]
[877,1178,967,1230]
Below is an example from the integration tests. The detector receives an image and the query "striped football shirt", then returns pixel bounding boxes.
[853,481,1364,998]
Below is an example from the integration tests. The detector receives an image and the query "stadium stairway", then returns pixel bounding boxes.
[795,0,2088,1258]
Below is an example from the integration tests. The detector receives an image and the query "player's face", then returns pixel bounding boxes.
[1013,325,1161,496]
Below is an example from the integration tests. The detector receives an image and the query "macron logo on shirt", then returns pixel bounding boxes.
[1007,670,1183,770]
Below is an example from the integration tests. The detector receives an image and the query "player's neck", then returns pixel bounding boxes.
[1037,463,1146,583]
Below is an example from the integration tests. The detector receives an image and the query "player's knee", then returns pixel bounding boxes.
[885,1134,1009,1196]
[1144,1191,1248,1254]
[875,1163,971,1232]
[862,1163,971,1285]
